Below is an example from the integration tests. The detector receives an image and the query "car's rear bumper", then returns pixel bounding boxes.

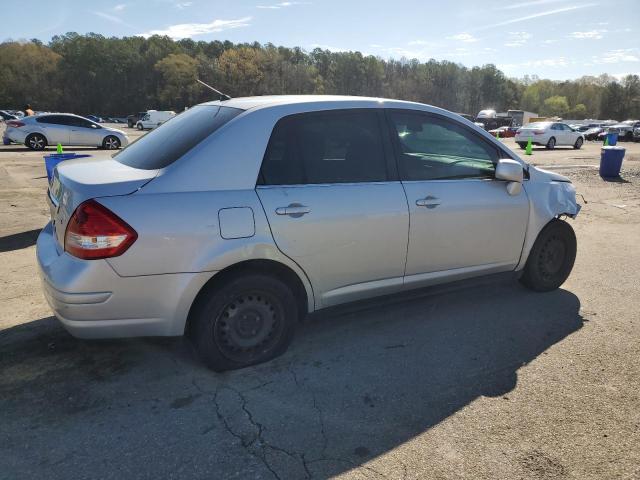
[37,222,213,339]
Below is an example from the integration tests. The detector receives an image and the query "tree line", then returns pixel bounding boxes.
[1,33,639,120]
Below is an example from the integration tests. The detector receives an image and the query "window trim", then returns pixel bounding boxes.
[256,108,396,187]
[383,109,505,183]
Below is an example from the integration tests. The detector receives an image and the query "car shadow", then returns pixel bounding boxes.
[600,174,630,183]
[0,228,41,252]
[0,279,583,479]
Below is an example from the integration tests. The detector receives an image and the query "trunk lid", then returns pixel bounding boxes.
[48,156,157,251]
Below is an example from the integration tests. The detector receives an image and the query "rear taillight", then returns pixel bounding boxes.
[64,199,137,260]
[516,129,522,134]
[6,120,25,128]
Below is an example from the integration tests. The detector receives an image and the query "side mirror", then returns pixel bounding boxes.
[495,158,524,195]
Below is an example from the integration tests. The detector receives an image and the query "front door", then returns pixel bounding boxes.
[256,109,409,308]
[386,110,529,287]
[69,116,102,146]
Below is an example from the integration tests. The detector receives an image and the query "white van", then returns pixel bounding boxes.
[136,110,175,130]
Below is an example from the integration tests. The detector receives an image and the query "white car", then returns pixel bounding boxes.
[515,122,584,150]
[3,113,129,150]
[136,110,176,130]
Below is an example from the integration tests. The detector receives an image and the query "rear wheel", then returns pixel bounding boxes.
[25,133,47,151]
[517,142,526,149]
[573,137,583,149]
[190,273,297,371]
[624,131,633,142]
[102,135,121,150]
[127,120,134,128]
[545,137,556,150]
[520,219,576,292]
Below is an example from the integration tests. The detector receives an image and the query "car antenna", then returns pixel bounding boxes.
[197,79,232,101]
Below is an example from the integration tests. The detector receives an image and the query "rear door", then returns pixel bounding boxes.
[256,109,409,308]
[36,115,70,145]
[386,110,529,286]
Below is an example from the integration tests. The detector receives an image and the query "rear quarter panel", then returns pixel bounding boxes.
[100,189,314,308]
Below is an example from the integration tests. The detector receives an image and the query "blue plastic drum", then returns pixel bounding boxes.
[44,153,91,182]
[599,146,625,177]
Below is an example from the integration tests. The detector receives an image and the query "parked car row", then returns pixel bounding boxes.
[127,110,176,130]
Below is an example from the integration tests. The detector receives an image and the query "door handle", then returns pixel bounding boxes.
[275,204,310,218]
[416,195,440,209]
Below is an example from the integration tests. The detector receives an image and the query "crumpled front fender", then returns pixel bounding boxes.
[517,168,580,270]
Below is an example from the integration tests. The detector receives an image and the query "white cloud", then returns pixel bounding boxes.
[257,1,310,9]
[504,31,532,47]
[569,29,607,39]
[502,0,565,9]
[593,49,640,64]
[92,11,132,27]
[113,4,126,11]
[447,33,478,43]
[309,44,349,53]
[176,1,193,8]
[478,4,596,30]
[138,17,252,39]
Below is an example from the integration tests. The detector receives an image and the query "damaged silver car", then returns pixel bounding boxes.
[37,96,580,371]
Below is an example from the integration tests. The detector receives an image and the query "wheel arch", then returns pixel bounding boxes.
[184,259,311,335]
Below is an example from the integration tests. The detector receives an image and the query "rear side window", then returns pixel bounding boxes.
[114,106,243,170]
[260,110,387,185]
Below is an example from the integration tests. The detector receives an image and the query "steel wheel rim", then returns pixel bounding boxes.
[213,290,284,363]
[538,235,566,281]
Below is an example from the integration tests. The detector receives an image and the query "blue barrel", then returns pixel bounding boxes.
[599,146,625,177]
[44,153,91,182]
[606,132,618,146]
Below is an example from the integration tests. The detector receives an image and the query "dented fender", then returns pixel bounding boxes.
[516,167,580,270]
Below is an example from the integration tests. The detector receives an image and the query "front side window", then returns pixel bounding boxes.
[388,111,497,181]
[260,110,387,185]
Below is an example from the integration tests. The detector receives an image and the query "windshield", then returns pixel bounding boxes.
[114,105,243,170]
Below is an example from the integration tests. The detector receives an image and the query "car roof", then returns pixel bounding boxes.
[201,95,432,111]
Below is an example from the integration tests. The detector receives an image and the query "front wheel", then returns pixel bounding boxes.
[545,137,556,150]
[190,273,297,371]
[520,219,576,292]
[137,123,143,131]
[102,135,121,150]
[573,137,583,149]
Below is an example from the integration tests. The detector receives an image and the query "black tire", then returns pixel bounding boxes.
[25,133,47,151]
[137,123,143,131]
[127,120,134,128]
[624,131,633,142]
[190,273,297,371]
[102,135,121,150]
[545,137,556,150]
[517,142,526,149]
[573,137,583,149]
[520,219,576,292]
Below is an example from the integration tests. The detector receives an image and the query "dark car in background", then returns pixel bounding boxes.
[0,110,18,121]
[127,112,147,128]
[583,127,603,141]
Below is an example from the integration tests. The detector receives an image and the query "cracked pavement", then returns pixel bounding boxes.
[1,138,640,479]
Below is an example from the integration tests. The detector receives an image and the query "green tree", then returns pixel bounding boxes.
[155,53,199,109]
[541,95,570,117]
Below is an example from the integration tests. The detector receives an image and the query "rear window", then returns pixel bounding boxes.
[114,105,243,170]
[524,122,552,129]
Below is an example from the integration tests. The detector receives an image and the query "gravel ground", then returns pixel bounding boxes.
[0,131,639,480]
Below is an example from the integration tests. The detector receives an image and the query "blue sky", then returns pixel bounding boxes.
[5,0,639,80]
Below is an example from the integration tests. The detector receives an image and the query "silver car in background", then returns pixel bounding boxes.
[37,96,580,371]
[3,113,129,150]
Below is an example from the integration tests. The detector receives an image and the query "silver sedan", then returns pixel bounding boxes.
[37,96,580,371]
[3,113,129,150]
